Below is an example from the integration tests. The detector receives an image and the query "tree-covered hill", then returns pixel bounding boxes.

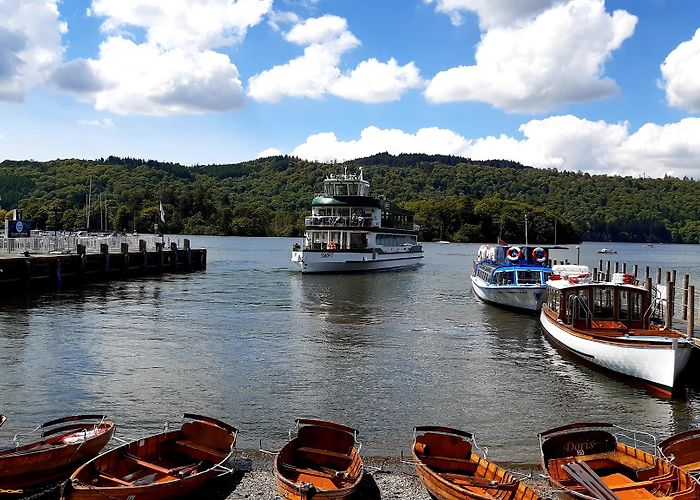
[1,154,698,243]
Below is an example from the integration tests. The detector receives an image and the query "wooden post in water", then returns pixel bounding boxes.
[121,243,129,275]
[622,262,627,274]
[672,269,677,284]
[593,267,598,281]
[682,274,689,320]
[139,239,147,273]
[665,280,675,328]
[599,259,603,272]
[645,266,649,280]
[606,261,611,281]
[614,261,620,274]
[688,285,695,338]
[156,242,163,274]
[657,268,662,284]
[100,243,110,276]
[184,238,192,270]
[633,264,638,277]
[170,242,178,271]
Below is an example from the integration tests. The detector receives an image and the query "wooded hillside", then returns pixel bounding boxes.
[1,154,698,243]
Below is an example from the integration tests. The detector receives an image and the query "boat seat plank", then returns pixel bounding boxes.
[96,472,133,487]
[421,455,479,473]
[440,472,518,490]
[124,453,172,475]
[296,446,351,461]
[278,462,338,480]
[174,439,227,461]
[563,460,620,500]
[679,460,700,472]
[576,451,651,469]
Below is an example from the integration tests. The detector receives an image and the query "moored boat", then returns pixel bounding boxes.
[62,413,237,500]
[598,248,618,254]
[274,418,363,500]
[412,426,540,500]
[659,429,700,474]
[539,422,697,500]
[291,168,423,273]
[0,414,115,492]
[471,244,553,312]
[540,273,694,396]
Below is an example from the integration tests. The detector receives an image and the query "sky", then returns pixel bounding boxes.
[1,0,699,178]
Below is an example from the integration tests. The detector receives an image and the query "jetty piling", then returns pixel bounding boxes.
[0,236,206,293]
[688,286,695,338]
[683,275,690,320]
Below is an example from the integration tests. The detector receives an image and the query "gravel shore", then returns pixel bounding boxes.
[210,450,554,500]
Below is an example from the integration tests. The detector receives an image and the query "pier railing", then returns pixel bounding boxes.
[0,234,163,255]
[305,216,375,228]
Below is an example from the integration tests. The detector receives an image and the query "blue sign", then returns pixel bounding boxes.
[5,220,32,238]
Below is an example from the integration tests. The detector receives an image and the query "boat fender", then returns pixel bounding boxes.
[506,246,521,261]
[532,247,547,263]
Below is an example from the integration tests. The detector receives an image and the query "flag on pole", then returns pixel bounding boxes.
[159,201,165,223]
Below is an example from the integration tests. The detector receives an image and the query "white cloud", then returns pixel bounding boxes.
[424,0,558,28]
[53,0,271,115]
[89,0,272,50]
[0,0,66,102]
[660,28,700,113]
[248,15,422,103]
[331,58,423,103]
[267,10,299,32]
[289,116,700,178]
[257,147,282,158]
[425,0,637,113]
[77,117,114,128]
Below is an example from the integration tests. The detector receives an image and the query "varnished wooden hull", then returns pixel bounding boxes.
[0,415,115,490]
[63,414,237,500]
[660,429,700,473]
[274,419,363,500]
[413,426,539,500]
[539,423,699,500]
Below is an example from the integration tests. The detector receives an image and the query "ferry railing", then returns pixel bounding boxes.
[304,216,375,228]
[1,234,162,254]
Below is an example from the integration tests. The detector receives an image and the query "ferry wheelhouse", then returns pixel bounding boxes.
[540,270,694,396]
[471,244,552,312]
[291,169,423,273]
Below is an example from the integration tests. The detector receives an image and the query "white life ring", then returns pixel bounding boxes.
[532,247,547,263]
[506,246,521,261]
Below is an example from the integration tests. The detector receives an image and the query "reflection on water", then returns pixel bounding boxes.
[1,238,700,463]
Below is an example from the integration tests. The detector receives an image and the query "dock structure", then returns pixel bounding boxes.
[0,237,205,292]
[595,258,700,348]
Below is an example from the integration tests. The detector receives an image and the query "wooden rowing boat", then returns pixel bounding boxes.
[274,418,363,499]
[412,426,540,500]
[659,429,700,474]
[62,413,237,500]
[538,422,698,500]
[0,414,115,491]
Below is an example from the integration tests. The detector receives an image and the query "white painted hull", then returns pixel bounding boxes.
[471,275,545,312]
[540,311,693,393]
[291,249,423,273]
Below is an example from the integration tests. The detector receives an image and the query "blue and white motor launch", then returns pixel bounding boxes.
[471,244,552,312]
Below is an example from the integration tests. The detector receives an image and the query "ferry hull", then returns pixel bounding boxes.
[540,311,693,394]
[471,276,545,312]
[292,250,423,273]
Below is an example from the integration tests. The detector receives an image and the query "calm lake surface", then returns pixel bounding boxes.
[2,238,700,464]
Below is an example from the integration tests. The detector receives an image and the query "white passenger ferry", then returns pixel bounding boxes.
[291,169,423,273]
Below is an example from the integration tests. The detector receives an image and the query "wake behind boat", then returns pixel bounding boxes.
[291,168,423,273]
[471,243,552,312]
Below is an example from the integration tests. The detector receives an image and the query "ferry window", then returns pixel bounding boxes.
[493,271,515,285]
[631,292,643,321]
[593,288,614,320]
[349,233,367,249]
[577,291,590,320]
[517,270,541,285]
[619,290,630,321]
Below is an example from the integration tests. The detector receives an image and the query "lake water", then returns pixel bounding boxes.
[2,238,700,464]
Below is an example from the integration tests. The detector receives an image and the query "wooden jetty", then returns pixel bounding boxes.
[0,238,206,292]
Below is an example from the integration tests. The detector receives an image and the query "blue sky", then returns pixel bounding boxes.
[1,0,699,177]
